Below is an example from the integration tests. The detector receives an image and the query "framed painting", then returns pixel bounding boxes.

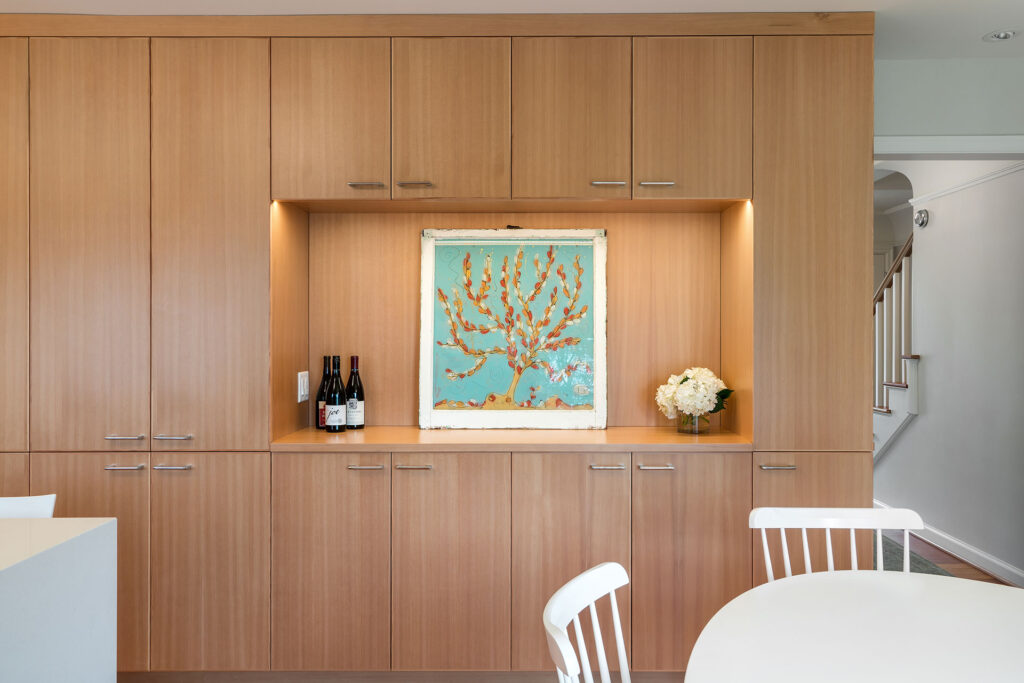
[419,228,607,429]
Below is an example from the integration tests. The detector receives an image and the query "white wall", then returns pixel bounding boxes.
[873,161,1024,583]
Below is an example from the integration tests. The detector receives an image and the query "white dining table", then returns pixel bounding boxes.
[685,570,1024,683]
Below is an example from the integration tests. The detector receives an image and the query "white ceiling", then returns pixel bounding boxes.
[1,1,1022,60]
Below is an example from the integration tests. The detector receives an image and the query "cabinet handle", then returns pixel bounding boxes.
[590,181,626,186]
[104,434,145,440]
[348,464,386,470]
[153,434,193,441]
[759,465,798,471]
[394,464,433,470]
[153,464,193,471]
[589,464,626,470]
[396,181,433,188]
[347,181,386,188]
[638,181,676,187]
[104,464,145,471]
[637,464,675,470]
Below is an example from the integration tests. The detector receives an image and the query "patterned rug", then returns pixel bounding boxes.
[875,534,951,576]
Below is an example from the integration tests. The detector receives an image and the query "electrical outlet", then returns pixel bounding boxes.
[297,371,310,403]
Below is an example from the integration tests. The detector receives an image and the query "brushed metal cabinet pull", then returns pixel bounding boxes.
[589,464,626,470]
[104,434,145,440]
[348,465,386,470]
[394,464,433,470]
[396,181,433,187]
[347,181,386,188]
[638,181,676,187]
[153,434,193,441]
[104,464,145,471]
[637,464,675,470]
[590,180,626,186]
[759,465,798,471]
[153,464,193,471]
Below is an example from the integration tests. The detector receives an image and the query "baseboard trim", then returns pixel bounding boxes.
[874,498,1024,586]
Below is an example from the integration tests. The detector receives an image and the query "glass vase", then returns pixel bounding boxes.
[677,412,709,435]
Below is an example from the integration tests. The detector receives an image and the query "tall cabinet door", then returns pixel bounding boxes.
[271,38,390,199]
[631,452,751,671]
[151,38,270,452]
[392,452,511,670]
[29,38,151,452]
[0,38,28,452]
[511,452,632,671]
[392,37,511,199]
[512,37,631,199]
[633,37,752,199]
[753,36,874,451]
[150,452,271,671]
[30,452,151,671]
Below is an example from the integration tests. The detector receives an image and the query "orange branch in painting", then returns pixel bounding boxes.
[436,245,591,410]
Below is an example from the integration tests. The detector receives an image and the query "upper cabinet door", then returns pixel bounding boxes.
[0,38,28,452]
[151,38,270,451]
[512,37,631,199]
[271,38,390,200]
[633,37,752,199]
[30,38,151,452]
[392,37,511,199]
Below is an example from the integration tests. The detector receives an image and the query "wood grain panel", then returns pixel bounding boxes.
[391,451,511,670]
[30,451,150,671]
[512,37,631,199]
[0,38,28,452]
[393,38,510,199]
[151,38,270,451]
[752,451,873,585]
[29,37,150,452]
[309,212,721,426]
[270,201,309,440]
[0,453,28,496]
[271,38,390,200]
[753,36,874,451]
[631,452,751,671]
[150,451,270,671]
[271,452,390,670]
[720,201,754,440]
[511,452,631,671]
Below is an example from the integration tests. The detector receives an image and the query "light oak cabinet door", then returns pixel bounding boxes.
[631,452,751,671]
[150,452,271,671]
[512,37,631,199]
[151,38,270,451]
[29,38,151,452]
[752,451,873,585]
[271,38,390,199]
[30,452,151,671]
[0,453,29,496]
[392,38,511,199]
[511,452,631,671]
[633,37,752,199]
[271,452,391,671]
[753,36,874,451]
[392,451,511,670]
[0,38,28,452]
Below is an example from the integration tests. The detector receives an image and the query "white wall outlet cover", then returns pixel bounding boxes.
[297,371,310,403]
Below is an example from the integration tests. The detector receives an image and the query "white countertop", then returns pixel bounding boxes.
[0,518,115,572]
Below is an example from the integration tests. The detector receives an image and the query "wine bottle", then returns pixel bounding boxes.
[324,355,348,433]
[346,355,365,429]
[314,355,330,430]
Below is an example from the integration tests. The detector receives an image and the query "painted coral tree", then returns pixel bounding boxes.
[436,245,590,408]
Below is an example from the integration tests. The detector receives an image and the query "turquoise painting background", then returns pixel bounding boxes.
[432,239,596,408]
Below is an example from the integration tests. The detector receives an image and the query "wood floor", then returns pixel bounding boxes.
[884,530,1008,585]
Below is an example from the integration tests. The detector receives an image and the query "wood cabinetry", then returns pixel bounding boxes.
[631,452,751,671]
[271,452,391,671]
[271,38,390,199]
[752,36,874,451]
[150,451,271,670]
[752,451,873,584]
[391,451,511,670]
[0,453,28,496]
[392,37,511,199]
[512,37,631,199]
[29,38,151,452]
[511,452,631,671]
[633,37,752,199]
[151,38,270,452]
[0,38,28,452]
[30,452,151,671]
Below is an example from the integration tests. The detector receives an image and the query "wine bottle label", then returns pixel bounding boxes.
[347,399,365,426]
[325,403,346,427]
[317,400,326,427]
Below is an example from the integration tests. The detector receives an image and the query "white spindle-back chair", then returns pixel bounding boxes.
[750,507,925,581]
[543,562,631,683]
[0,493,57,518]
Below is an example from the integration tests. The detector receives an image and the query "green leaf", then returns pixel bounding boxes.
[709,388,733,414]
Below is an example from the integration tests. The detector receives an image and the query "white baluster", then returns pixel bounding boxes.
[883,288,893,385]
[891,272,903,383]
[876,528,885,572]
[875,301,885,407]
[902,255,913,357]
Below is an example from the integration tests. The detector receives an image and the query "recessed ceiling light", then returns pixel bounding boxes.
[982,30,1017,42]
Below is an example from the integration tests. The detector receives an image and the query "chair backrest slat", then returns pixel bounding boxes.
[760,528,775,582]
[800,528,812,573]
[876,528,884,572]
[903,529,911,573]
[587,602,611,683]
[850,528,858,570]
[572,614,595,683]
[780,528,793,578]
[608,590,631,683]
[825,527,835,572]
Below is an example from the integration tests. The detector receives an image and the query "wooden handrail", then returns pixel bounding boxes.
[873,232,914,304]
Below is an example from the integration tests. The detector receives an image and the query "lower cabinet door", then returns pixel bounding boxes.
[631,452,752,671]
[271,452,391,670]
[391,451,511,670]
[752,451,873,584]
[0,453,29,496]
[30,452,151,671]
[511,451,632,671]
[150,452,270,671]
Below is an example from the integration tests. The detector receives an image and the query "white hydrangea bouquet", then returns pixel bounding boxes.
[655,367,733,434]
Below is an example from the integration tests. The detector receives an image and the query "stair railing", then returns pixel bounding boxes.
[873,233,914,412]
